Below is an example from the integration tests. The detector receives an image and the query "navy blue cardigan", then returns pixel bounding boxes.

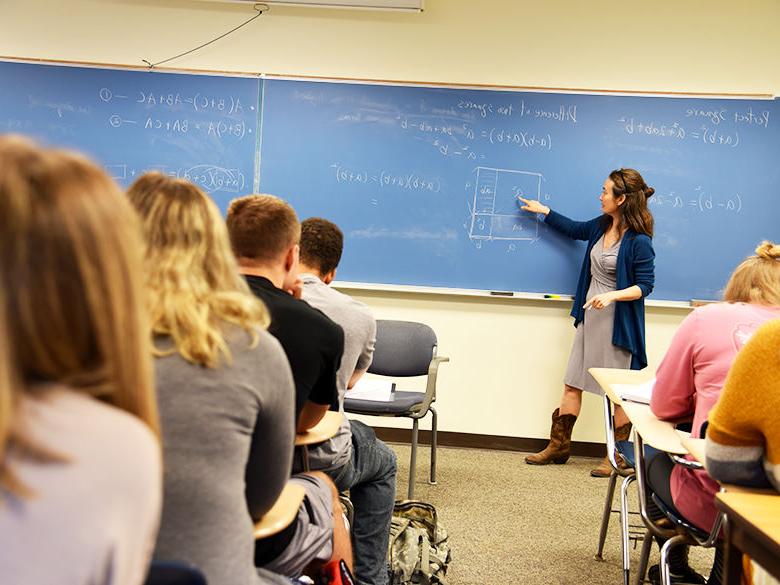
[545,210,655,370]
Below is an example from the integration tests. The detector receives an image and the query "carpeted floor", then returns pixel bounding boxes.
[387,443,714,585]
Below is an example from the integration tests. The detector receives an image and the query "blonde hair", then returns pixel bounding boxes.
[226,194,300,264]
[723,241,780,305]
[0,135,158,498]
[127,173,270,368]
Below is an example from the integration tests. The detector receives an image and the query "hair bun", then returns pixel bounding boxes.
[755,240,780,260]
[644,187,655,199]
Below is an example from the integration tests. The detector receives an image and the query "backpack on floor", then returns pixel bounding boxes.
[387,500,451,585]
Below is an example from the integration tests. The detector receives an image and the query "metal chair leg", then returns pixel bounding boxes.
[596,470,618,560]
[659,534,689,585]
[620,474,636,585]
[635,529,653,585]
[408,418,419,500]
[429,407,438,485]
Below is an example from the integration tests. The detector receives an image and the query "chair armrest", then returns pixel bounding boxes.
[410,355,448,417]
[254,483,306,540]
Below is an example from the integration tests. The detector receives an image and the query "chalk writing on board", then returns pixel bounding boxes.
[99,88,252,115]
[685,106,770,128]
[106,163,244,193]
[330,163,442,193]
[468,167,542,244]
[456,99,577,124]
[649,189,743,214]
[105,114,250,140]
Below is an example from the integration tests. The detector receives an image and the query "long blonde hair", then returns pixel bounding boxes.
[0,135,159,498]
[127,173,270,368]
[723,241,780,305]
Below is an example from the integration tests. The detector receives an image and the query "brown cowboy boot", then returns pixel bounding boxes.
[525,408,578,465]
[590,422,633,477]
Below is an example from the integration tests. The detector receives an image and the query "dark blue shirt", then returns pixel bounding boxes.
[545,210,655,369]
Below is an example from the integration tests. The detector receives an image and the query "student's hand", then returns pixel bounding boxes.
[584,292,617,310]
[286,278,303,299]
[517,197,550,216]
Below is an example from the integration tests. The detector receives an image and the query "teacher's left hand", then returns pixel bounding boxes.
[584,292,616,310]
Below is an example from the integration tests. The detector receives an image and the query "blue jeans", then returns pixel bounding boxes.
[329,421,397,585]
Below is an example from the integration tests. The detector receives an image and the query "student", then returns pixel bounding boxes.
[298,217,397,585]
[647,241,780,585]
[225,194,352,578]
[519,168,655,476]
[127,173,301,585]
[0,136,162,585]
[227,195,345,432]
[706,318,780,585]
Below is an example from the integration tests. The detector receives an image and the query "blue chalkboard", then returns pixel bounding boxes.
[259,79,780,301]
[0,61,260,213]
[2,61,778,301]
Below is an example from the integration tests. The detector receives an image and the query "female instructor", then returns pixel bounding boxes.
[518,168,655,476]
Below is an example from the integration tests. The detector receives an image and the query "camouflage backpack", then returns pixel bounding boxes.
[387,500,451,585]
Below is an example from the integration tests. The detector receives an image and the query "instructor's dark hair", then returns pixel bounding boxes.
[605,168,654,237]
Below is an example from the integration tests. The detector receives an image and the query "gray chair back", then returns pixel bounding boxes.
[368,320,437,377]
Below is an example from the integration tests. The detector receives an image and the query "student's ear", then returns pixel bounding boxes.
[322,268,337,285]
[284,244,300,274]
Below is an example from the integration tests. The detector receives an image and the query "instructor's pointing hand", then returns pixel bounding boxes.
[517,197,550,216]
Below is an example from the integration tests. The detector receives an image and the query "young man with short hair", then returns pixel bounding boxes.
[226,195,351,580]
[298,217,398,585]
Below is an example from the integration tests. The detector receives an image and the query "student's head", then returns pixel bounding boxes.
[723,241,780,305]
[601,168,654,237]
[0,135,158,497]
[299,217,344,283]
[226,194,301,290]
[127,173,270,368]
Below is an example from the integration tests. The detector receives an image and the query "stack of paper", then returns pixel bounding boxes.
[347,378,396,402]
[612,379,656,405]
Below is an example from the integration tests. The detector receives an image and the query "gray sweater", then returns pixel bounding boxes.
[152,327,295,585]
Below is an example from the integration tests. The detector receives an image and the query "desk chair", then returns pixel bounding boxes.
[254,483,307,540]
[344,320,449,500]
[296,410,344,472]
[624,402,724,585]
[145,561,207,585]
[294,410,354,527]
[590,368,653,585]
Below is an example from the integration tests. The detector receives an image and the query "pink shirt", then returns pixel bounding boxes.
[651,302,780,531]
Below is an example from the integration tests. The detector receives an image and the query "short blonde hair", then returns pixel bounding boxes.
[127,173,270,368]
[226,194,300,264]
[723,241,780,305]
[0,135,158,498]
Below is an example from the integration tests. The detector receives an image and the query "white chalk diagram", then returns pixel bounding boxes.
[469,167,542,242]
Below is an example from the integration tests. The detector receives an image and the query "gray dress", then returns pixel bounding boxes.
[564,235,632,394]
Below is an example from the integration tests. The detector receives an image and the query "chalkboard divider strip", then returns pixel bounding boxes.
[333,281,693,309]
[0,55,774,99]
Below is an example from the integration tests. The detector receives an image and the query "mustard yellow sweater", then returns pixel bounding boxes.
[706,319,780,490]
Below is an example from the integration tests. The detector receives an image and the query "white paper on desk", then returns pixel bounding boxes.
[613,379,656,405]
[347,379,396,402]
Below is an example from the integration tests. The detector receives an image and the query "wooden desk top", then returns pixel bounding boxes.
[589,367,655,406]
[716,491,780,549]
[295,410,343,446]
[621,401,688,454]
[254,483,306,540]
[681,437,706,464]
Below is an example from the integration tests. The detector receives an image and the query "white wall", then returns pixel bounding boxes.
[3,0,778,442]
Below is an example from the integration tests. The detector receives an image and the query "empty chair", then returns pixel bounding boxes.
[344,320,449,500]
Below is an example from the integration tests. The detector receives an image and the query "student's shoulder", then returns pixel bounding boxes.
[45,389,161,484]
